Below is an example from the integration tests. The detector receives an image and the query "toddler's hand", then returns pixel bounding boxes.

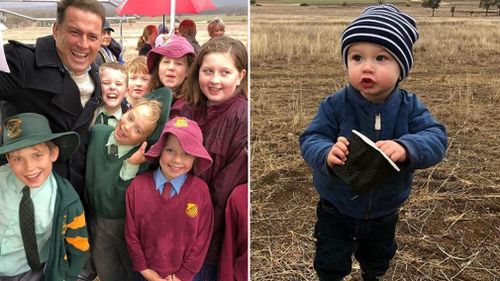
[375,140,407,162]
[327,136,349,168]
[127,141,148,165]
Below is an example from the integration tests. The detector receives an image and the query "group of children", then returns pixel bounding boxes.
[0,34,248,281]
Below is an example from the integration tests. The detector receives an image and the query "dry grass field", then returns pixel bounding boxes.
[251,3,499,281]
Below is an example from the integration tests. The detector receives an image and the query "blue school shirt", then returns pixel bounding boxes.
[0,165,57,276]
[153,168,187,198]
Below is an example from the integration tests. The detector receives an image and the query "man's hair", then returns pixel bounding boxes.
[56,0,106,27]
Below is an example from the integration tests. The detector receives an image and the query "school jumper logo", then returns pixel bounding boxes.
[174,118,189,127]
[6,118,22,139]
[185,203,198,218]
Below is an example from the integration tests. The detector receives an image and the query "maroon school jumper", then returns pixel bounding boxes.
[218,184,248,281]
[176,94,248,264]
[125,171,214,280]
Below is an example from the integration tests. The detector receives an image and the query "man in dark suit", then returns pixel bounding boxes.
[0,0,105,198]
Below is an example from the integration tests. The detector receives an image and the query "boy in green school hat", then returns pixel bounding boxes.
[0,112,89,281]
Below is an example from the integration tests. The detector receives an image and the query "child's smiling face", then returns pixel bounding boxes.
[347,42,400,103]
[100,67,128,112]
[7,143,59,188]
[199,52,246,105]
[114,104,156,146]
[159,134,195,180]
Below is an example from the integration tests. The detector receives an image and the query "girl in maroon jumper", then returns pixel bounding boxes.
[174,35,248,281]
[125,117,214,281]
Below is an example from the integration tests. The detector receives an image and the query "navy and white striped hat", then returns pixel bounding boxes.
[341,4,419,81]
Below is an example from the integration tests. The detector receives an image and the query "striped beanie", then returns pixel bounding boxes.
[341,4,419,81]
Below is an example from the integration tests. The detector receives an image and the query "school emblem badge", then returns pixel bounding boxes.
[6,118,22,139]
[174,118,189,127]
[185,203,198,218]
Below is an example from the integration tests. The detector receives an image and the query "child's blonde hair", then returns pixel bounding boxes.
[99,62,128,86]
[126,56,149,75]
[182,36,248,106]
[130,98,163,126]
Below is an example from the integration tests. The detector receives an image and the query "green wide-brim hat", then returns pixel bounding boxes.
[0,113,80,161]
[144,87,173,144]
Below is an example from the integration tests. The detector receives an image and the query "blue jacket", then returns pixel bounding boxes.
[300,85,447,219]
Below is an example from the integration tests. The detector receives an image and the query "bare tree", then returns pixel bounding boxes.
[422,0,442,16]
[479,0,496,16]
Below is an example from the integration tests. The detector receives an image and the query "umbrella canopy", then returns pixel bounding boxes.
[116,0,216,36]
[116,0,216,17]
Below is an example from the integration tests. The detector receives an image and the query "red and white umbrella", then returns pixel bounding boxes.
[116,0,216,34]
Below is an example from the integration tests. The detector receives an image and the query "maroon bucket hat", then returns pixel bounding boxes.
[147,35,195,73]
[145,117,212,175]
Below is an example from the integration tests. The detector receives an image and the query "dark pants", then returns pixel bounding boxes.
[77,215,97,281]
[133,272,146,281]
[192,261,218,281]
[314,200,398,281]
[93,217,133,281]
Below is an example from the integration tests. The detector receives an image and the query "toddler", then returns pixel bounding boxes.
[300,5,447,280]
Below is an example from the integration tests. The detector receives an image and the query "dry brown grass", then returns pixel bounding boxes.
[251,4,500,281]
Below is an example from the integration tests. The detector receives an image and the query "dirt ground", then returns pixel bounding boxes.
[251,3,499,281]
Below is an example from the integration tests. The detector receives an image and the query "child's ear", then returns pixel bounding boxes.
[238,69,247,86]
[50,145,60,162]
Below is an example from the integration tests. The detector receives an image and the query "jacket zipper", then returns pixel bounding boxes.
[365,113,382,219]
